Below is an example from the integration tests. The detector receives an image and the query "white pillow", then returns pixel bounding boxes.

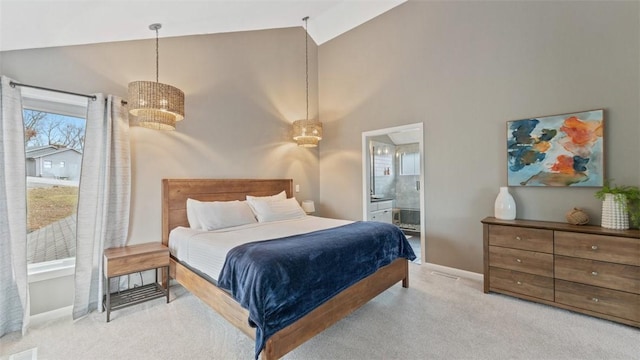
[186,198,204,230]
[245,190,287,214]
[196,200,258,231]
[246,197,306,223]
[245,190,287,203]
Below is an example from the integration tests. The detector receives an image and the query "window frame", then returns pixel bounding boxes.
[399,151,420,176]
[22,87,87,278]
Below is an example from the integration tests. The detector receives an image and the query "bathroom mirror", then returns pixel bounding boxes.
[370,139,394,200]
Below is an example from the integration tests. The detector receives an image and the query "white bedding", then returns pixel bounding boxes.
[169,216,352,281]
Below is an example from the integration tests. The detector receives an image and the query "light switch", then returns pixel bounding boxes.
[295,184,300,192]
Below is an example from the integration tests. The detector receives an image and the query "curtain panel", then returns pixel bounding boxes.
[0,76,29,337]
[73,94,130,319]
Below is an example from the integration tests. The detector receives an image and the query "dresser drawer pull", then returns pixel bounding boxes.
[516,281,522,285]
[515,236,522,241]
[516,258,522,263]
[592,297,599,303]
[591,245,598,250]
[591,271,598,276]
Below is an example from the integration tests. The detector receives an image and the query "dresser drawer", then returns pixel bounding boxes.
[554,255,640,294]
[489,246,553,277]
[555,279,640,323]
[555,231,640,266]
[104,244,169,278]
[555,255,640,294]
[490,267,554,301]
[488,225,553,253]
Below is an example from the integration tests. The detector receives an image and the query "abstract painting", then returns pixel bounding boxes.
[507,109,604,187]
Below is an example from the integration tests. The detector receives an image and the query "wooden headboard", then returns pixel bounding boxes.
[161,179,293,246]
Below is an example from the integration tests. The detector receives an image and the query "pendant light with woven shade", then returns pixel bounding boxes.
[128,23,185,130]
[292,17,322,147]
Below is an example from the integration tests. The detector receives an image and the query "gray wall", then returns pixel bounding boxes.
[2,27,320,245]
[318,1,640,272]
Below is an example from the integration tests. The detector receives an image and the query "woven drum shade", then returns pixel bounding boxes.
[292,119,323,147]
[133,109,177,131]
[128,81,184,130]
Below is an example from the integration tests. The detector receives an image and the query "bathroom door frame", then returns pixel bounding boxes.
[362,122,425,264]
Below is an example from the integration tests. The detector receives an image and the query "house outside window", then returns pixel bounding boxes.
[43,160,52,169]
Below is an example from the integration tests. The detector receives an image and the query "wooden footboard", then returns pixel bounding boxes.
[170,256,409,360]
[171,257,254,339]
[163,179,410,359]
[261,257,408,359]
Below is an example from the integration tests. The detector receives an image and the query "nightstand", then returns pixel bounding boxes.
[103,242,170,322]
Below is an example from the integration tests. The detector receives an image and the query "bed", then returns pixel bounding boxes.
[162,178,414,359]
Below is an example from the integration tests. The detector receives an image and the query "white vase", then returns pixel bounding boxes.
[494,186,516,220]
[601,193,629,230]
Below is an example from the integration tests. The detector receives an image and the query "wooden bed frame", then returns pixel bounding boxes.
[162,179,410,359]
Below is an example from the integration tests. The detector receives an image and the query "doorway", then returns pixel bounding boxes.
[362,123,425,264]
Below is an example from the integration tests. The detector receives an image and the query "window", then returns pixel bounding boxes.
[400,152,420,176]
[22,88,87,268]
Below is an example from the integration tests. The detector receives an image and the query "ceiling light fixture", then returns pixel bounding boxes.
[292,16,323,147]
[128,23,185,130]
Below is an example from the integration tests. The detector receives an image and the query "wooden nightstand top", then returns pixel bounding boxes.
[104,242,168,259]
[104,243,169,277]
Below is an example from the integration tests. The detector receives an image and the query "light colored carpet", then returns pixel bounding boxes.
[1,263,638,360]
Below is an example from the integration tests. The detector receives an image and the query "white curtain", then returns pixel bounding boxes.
[73,94,130,319]
[0,76,29,337]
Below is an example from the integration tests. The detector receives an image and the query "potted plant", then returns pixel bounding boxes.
[595,180,640,229]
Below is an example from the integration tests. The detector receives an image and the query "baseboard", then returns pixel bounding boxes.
[30,305,72,327]
[423,262,483,282]
[8,347,37,360]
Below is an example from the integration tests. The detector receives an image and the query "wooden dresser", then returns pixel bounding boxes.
[482,217,639,327]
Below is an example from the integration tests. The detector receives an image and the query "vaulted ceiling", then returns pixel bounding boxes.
[0,0,406,52]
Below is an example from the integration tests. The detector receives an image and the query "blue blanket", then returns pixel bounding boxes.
[217,221,416,358]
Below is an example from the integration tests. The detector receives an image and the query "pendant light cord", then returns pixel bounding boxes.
[155,27,159,83]
[149,23,162,83]
[303,16,309,122]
